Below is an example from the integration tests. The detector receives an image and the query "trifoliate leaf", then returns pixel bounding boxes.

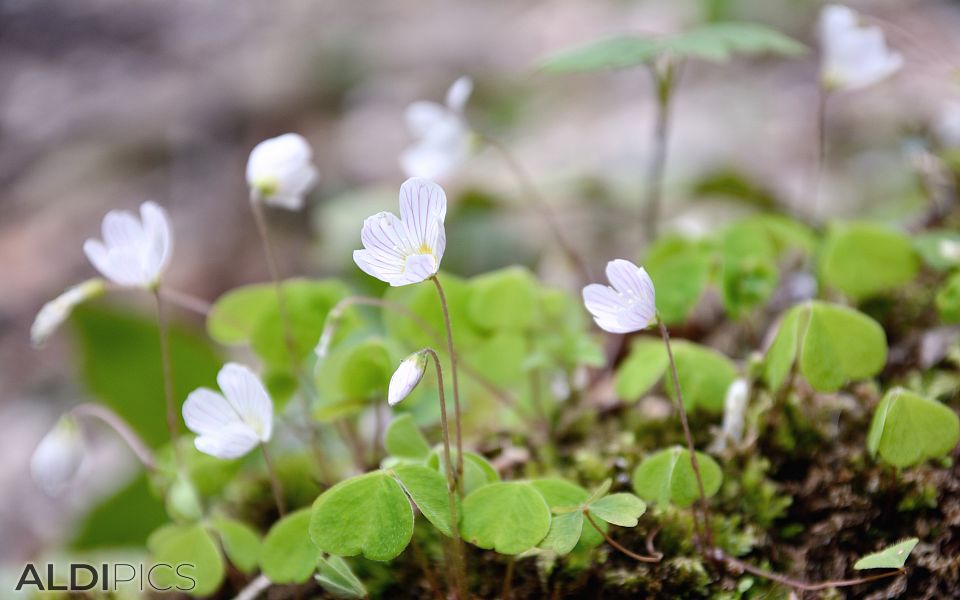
[460,482,552,555]
[261,509,319,583]
[383,414,431,461]
[393,464,457,537]
[530,478,604,553]
[147,523,224,597]
[210,518,260,574]
[310,472,414,562]
[467,266,541,332]
[632,447,723,508]
[819,223,919,301]
[588,493,647,527]
[867,388,960,468]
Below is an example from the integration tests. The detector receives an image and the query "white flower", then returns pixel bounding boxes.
[388,351,430,406]
[83,201,173,288]
[246,133,319,210]
[719,378,749,448]
[936,102,960,149]
[31,415,84,496]
[182,363,274,459]
[939,239,960,264]
[401,77,475,180]
[818,5,903,92]
[353,177,447,286]
[582,259,657,334]
[31,278,106,347]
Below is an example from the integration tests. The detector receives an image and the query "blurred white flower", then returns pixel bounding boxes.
[353,177,447,286]
[388,351,429,406]
[31,278,106,347]
[818,5,902,92]
[182,363,274,459]
[719,378,749,448]
[246,133,319,210]
[939,239,960,264]
[936,102,960,149]
[83,201,173,289]
[582,259,657,334]
[401,77,475,180]
[31,415,84,496]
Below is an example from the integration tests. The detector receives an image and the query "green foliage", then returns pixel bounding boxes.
[632,447,723,508]
[316,336,398,414]
[71,474,167,550]
[467,266,541,331]
[764,301,887,393]
[719,221,779,317]
[426,449,501,495]
[310,472,414,561]
[541,22,804,72]
[615,338,736,412]
[210,518,260,574]
[383,414,431,461]
[316,555,367,598]
[531,479,603,554]
[819,223,919,301]
[936,271,960,323]
[392,464,457,537]
[148,523,224,596]
[615,339,668,402]
[589,493,647,527]
[666,341,738,412]
[261,509,319,583]
[867,388,960,468]
[207,278,352,400]
[460,482,552,554]
[913,231,960,271]
[71,304,221,448]
[645,237,714,325]
[854,538,919,570]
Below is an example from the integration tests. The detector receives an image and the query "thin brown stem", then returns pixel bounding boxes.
[71,403,156,471]
[643,61,679,244]
[585,511,662,563]
[430,276,465,493]
[657,319,713,550]
[250,194,336,481]
[501,556,515,600]
[716,550,904,593]
[153,288,182,468]
[483,135,591,282]
[424,348,468,600]
[259,442,287,517]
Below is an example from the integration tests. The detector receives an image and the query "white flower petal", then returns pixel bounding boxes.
[582,260,658,334]
[389,352,429,406]
[720,379,749,447]
[31,416,84,496]
[217,363,273,442]
[445,76,473,113]
[31,279,106,347]
[183,388,244,436]
[84,201,173,288]
[936,102,960,149]
[353,181,447,287]
[405,102,449,138]
[194,423,261,460]
[819,4,901,91]
[399,177,448,248]
[246,133,318,210]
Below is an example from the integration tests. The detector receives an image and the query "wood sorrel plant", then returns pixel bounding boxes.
[27,8,960,600]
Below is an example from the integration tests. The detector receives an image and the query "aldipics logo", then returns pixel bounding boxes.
[15,563,197,593]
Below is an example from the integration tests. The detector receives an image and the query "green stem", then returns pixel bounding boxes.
[811,87,830,222]
[584,511,662,563]
[430,276,465,493]
[425,348,469,600]
[71,403,156,471]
